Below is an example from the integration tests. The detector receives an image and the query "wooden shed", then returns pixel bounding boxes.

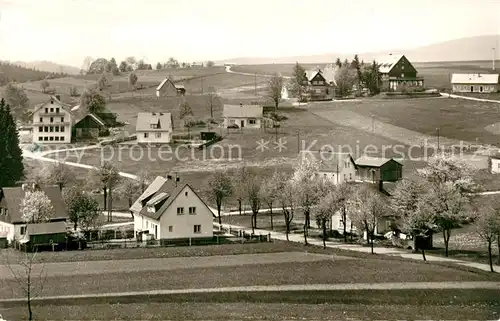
[23,221,68,252]
[355,156,403,182]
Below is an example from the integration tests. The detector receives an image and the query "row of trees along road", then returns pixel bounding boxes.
[206,153,500,271]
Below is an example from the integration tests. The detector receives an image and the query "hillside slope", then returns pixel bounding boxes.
[12,60,81,75]
[218,35,500,64]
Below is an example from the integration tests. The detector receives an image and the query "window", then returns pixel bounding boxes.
[150,124,158,129]
[155,132,161,138]
[60,126,65,132]
[39,117,43,123]
[169,226,173,232]
[49,137,54,141]
[248,119,256,124]
[189,207,196,214]
[401,65,404,70]
[61,117,64,122]
[38,126,43,132]
[50,108,54,112]
[49,126,54,132]
[194,225,201,233]
[315,89,321,93]
[20,226,26,235]
[146,221,149,228]
[144,133,149,138]
[55,126,59,132]
[230,119,236,124]
[56,108,60,113]
[497,163,500,170]
[55,136,59,141]
[45,108,48,113]
[177,207,184,215]
[60,136,64,141]
[50,117,54,123]
[38,137,43,141]
[349,173,352,180]
[185,191,188,196]
[44,137,48,141]
[401,73,404,78]
[44,126,48,132]
[343,174,346,180]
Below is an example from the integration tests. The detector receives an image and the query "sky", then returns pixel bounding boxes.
[0,0,499,67]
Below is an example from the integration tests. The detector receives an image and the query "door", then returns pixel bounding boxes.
[480,86,483,92]
[240,120,245,128]
[470,86,474,92]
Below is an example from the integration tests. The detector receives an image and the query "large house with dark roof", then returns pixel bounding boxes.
[223,104,263,129]
[0,185,68,243]
[303,66,336,101]
[378,54,424,91]
[31,95,72,144]
[136,112,173,144]
[130,177,214,240]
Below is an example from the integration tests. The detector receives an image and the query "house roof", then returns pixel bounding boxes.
[378,54,404,74]
[300,150,355,172]
[175,84,185,89]
[133,179,215,221]
[73,112,107,127]
[135,112,173,132]
[27,221,67,236]
[0,185,69,224]
[451,73,499,84]
[223,104,263,118]
[33,96,72,114]
[156,78,175,91]
[355,156,403,167]
[130,176,168,213]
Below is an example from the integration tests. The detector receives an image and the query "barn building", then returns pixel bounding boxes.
[378,54,424,91]
[451,73,499,93]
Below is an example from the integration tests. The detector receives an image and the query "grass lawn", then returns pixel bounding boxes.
[3,299,498,321]
[2,249,499,300]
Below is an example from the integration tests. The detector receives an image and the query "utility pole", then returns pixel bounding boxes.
[436,128,440,152]
[254,73,257,96]
[297,130,300,154]
[201,76,204,94]
[493,48,496,71]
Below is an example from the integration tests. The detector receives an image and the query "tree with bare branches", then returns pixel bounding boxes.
[45,162,74,191]
[117,179,141,219]
[207,171,233,225]
[261,171,280,230]
[94,162,120,222]
[3,251,46,321]
[232,165,249,216]
[276,172,296,241]
[246,172,262,234]
[474,200,500,271]
[267,73,284,112]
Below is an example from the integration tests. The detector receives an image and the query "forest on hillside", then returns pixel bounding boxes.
[0,61,67,85]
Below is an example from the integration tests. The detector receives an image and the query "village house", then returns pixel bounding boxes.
[72,113,110,140]
[378,54,424,91]
[31,95,72,144]
[303,67,335,101]
[355,156,403,183]
[451,73,499,93]
[130,176,214,240]
[223,103,263,129]
[489,154,500,174]
[136,112,173,144]
[156,78,186,98]
[0,184,68,244]
[300,150,356,184]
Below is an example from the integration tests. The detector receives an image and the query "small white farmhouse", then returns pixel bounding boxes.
[130,177,215,240]
[451,73,499,93]
[489,154,500,174]
[135,112,173,144]
[32,95,72,144]
[300,150,357,184]
[223,104,263,129]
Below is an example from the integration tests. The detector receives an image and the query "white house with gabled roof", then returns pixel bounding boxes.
[32,95,72,144]
[451,73,499,93]
[223,103,263,129]
[135,112,173,144]
[130,176,215,240]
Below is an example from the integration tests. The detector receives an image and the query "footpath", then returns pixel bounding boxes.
[214,221,499,273]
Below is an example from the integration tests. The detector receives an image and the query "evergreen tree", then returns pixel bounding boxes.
[335,57,342,68]
[0,98,24,186]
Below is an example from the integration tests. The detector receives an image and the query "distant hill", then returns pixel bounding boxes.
[217,34,500,65]
[0,61,53,85]
[11,60,81,75]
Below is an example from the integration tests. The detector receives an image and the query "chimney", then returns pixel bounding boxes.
[55,94,61,101]
[240,103,243,107]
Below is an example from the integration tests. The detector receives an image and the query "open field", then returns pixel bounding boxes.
[2,299,498,321]
[231,60,499,90]
[1,248,498,300]
[308,97,500,147]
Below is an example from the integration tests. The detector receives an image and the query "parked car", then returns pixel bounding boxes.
[227,123,239,129]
